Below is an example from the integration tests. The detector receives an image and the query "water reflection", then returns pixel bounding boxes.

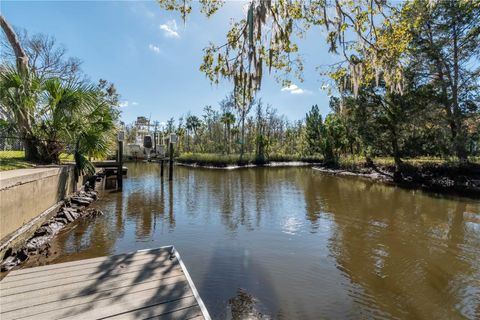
[24,163,480,319]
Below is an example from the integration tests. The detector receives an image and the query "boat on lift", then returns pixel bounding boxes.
[126,116,154,160]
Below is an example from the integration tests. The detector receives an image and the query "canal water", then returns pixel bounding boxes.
[30,163,480,319]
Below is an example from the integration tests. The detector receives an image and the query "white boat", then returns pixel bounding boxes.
[125,117,163,160]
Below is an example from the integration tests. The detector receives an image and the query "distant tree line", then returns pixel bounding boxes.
[139,84,478,168]
[125,94,307,163]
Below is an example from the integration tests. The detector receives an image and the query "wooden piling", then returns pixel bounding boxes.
[153,132,157,154]
[169,142,174,181]
[117,140,123,190]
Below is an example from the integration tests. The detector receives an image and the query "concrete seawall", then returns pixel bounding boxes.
[0,165,81,260]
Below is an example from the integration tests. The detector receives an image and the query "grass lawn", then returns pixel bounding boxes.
[0,158,35,171]
[0,151,33,171]
[0,150,75,171]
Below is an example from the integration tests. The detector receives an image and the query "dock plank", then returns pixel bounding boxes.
[0,265,183,296]
[0,246,210,320]
[2,274,186,311]
[1,281,193,319]
[1,259,179,290]
[3,248,170,279]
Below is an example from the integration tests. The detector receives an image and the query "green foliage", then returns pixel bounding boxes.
[160,0,411,101]
[157,0,479,166]
[176,153,255,167]
[176,152,324,167]
[304,104,349,163]
[0,65,119,172]
[157,96,308,163]
[337,155,480,170]
[329,0,480,161]
[254,134,268,164]
[304,105,323,156]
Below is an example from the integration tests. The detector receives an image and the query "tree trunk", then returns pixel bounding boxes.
[1,16,41,161]
[0,15,29,75]
[427,21,467,162]
[23,135,40,162]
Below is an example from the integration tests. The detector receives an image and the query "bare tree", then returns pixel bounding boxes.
[1,26,82,82]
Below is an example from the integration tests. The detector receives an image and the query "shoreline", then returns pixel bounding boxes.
[312,166,480,198]
[175,160,480,198]
[175,161,321,170]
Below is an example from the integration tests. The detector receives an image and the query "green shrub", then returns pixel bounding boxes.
[176,153,323,166]
[176,153,253,166]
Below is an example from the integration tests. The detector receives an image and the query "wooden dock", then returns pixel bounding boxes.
[0,246,210,320]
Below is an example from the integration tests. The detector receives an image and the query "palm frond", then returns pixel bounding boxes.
[74,149,96,176]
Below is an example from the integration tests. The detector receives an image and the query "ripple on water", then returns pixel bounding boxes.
[22,164,480,319]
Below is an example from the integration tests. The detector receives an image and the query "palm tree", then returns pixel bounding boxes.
[0,66,45,161]
[186,115,202,152]
[42,78,116,174]
[1,16,42,160]
[1,15,117,173]
[221,112,235,154]
[0,67,117,173]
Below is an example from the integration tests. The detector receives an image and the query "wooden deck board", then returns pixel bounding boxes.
[0,246,210,320]
[1,275,186,311]
[0,267,184,297]
[3,248,170,279]
[0,262,181,292]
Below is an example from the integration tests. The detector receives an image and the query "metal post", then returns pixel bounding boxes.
[168,142,174,181]
[117,140,123,190]
[160,159,164,177]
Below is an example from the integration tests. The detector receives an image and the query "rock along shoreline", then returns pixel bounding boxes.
[312,165,480,198]
[1,190,103,272]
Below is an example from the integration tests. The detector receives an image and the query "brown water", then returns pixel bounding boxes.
[28,163,480,319]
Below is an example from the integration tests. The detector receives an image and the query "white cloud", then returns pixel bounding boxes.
[148,44,161,54]
[159,20,180,38]
[131,101,139,106]
[281,84,311,95]
[118,101,129,107]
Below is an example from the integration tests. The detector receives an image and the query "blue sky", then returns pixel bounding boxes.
[2,1,340,124]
